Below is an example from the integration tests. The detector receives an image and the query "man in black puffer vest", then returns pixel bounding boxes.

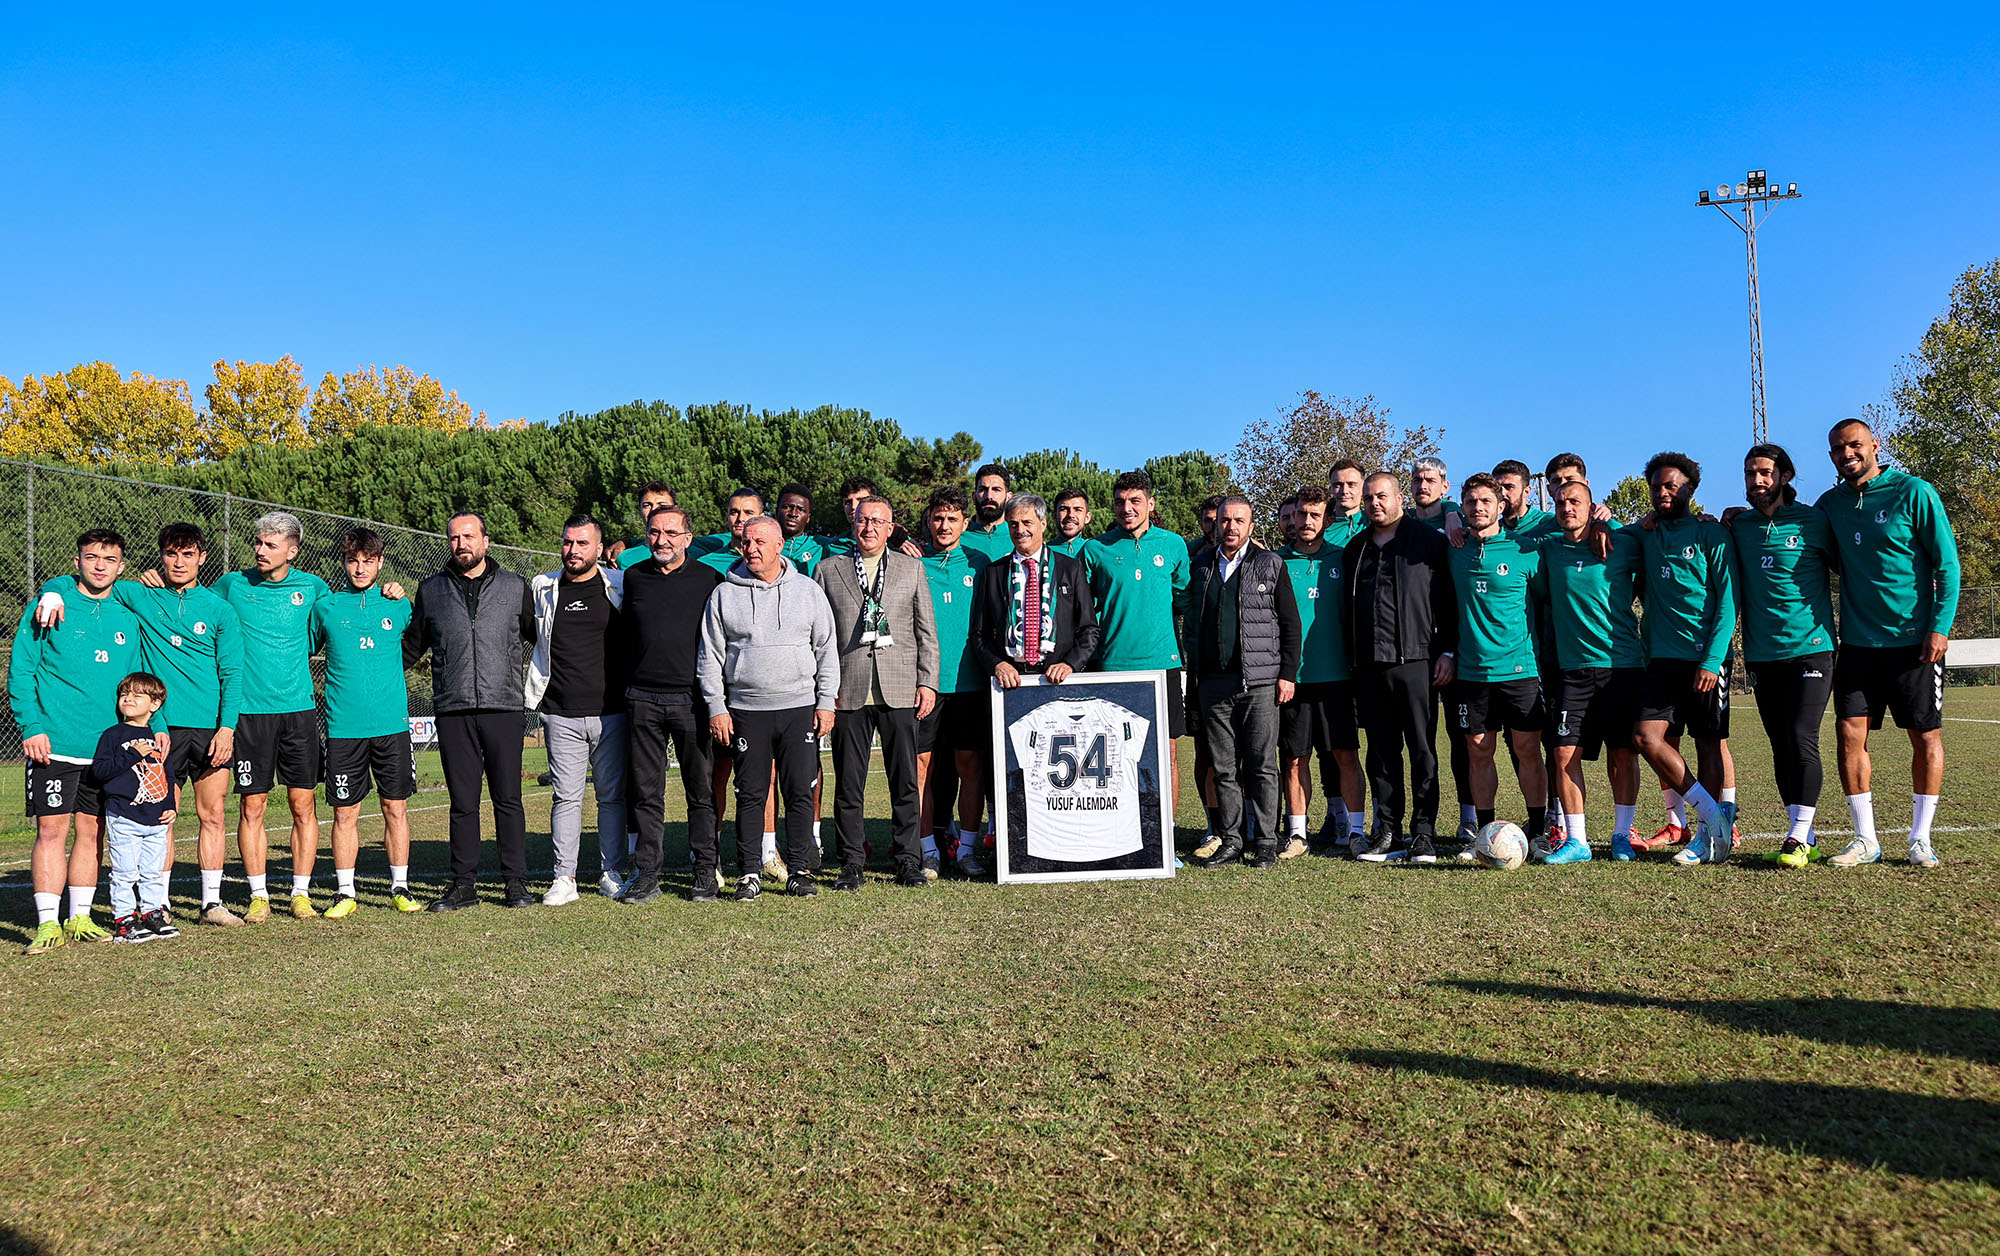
[1183,496,1301,868]
[404,511,538,910]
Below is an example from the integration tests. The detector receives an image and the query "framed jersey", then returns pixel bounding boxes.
[992,669,1175,883]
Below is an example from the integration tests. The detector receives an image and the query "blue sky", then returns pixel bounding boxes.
[3,5,1995,502]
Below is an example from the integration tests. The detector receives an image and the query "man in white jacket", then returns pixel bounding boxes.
[527,513,627,905]
[698,516,840,901]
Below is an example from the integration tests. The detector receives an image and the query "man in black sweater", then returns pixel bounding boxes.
[617,505,725,903]
[1340,472,1459,863]
[1183,497,1301,869]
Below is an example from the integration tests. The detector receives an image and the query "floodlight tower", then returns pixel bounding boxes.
[1697,170,1801,445]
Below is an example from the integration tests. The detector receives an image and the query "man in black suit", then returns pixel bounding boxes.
[972,493,1099,687]
[1339,472,1459,863]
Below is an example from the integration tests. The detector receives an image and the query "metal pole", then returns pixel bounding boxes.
[1745,199,1768,445]
[224,494,232,569]
[24,464,34,593]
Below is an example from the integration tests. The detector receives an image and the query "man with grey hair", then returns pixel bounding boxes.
[699,515,840,901]
[1409,456,1458,529]
[974,494,1099,688]
[213,512,335,920]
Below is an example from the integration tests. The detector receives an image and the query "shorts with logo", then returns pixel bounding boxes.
[1833,643,1943,732]
[1547,667,1643,758]
[166,726,228,785]
[1450,677,1546,737]
[324,732,416,806]
[233,710,323,795]
[918,690,991,756]
[24,760,103,818]
[1637,657,1732,741]
[1280,680,1360,758]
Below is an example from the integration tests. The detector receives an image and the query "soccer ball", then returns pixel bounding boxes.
[1473,821,1529,871]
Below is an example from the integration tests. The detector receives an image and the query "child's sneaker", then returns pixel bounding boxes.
[112,912,155,944]
[140,908,180,940]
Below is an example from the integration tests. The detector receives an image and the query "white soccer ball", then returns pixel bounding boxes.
[1473,821,1529,871]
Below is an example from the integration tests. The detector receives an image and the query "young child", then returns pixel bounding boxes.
[90,672,179,943]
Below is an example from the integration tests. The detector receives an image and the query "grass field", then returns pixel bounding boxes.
[1,692,1997,1254]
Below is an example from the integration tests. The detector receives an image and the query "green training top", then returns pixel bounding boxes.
[1727,501,1839,663]
[215,567,332,715]
[615,542,653,570]
[1506,507,1561,546]
[782,533,836,575]
[960,521,1012,560]
[312,585,415,740]
[1447,533,1542,682]
[1410,500,1460,530]
[38,576,243,732]
[1280,540,1350,684]
[1813,468,1961,648]
[1637,516,1736,673]
[1047,535,1089,558]
[921,542,992,693]
[1529,529,1646,671]
[9,585,142,761]
[1080,524,1193,671]
[1323,511,1368,549]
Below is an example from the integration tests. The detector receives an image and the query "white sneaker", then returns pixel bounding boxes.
[1827,837,1883,868]
[542,876,580,906]
[1907,838,1940,868]
[597,870,625,897]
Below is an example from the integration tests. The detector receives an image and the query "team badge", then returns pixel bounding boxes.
[1496,563,1509,576]
[1786,535,1800,549]
[114,632,127,645]
[381,617,394,630]
[1681,546,1697,559]
[735,737,748,754]
[962,574,974,588]
[193,622,208,635]
[291,591,305,606]
[1153,554,1165,567]
[1875,509,1889,524]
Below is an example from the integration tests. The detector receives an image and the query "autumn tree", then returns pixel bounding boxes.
[1882,258,2000,590]
[1231,391,1440,518]
[306,364,486,441]
[205,354,310,454]
[0,362,205,466]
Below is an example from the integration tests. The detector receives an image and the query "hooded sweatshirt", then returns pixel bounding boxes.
[697,558,840,713]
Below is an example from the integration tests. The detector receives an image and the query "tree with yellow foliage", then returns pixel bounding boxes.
[306,364,487,441]
[205,355,310,454]
[0,362,206,466]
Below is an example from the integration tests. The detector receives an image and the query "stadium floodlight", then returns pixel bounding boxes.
[1698,189,1710,203]
[1787,182,1797,194]
[1692,163,1804,446]
[1748,169,1767,191]
[1735,182,1748,196]
[1718,184,1731,198]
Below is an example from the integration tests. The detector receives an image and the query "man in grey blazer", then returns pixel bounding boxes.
[816,495,941,889]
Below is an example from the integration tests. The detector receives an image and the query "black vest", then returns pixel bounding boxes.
[1192,547,1286,686]
[419,565,528,713]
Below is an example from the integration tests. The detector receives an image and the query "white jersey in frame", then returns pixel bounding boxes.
[1006,696,1151,862]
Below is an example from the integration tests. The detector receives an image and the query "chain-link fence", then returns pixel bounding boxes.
[0,458,557,749]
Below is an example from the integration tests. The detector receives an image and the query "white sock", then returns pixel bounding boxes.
[1786,804,1815,844]
[921,833,939,860]
[1720,787,1737,805]
[1460,803,1478,827]
[247,873,268,898]
[1287,814,1306,838]
[292,874,312,897]
[1682,783,1722,828]
[201,868,223,904]
[389,864,409,890]
[336,867,356,897]
[33,892,60,926]
[761,832,778,863]
[1613,804,1636,838]
[1846,793,1877,847]
[67,885,96,919]
[1663,788,1686,830]
[1911,793,1939,846]
[811,820,821,840]
[1563,814,1587,845]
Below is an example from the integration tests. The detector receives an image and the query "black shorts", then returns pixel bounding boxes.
[233,710,323,795]
[1450,677,1545,736]
[1547,668,1642,759]
[25,761,102,818]
[1164,667,1186,739]
[1637,658,1732,741]
[324,733,416,806]
[1833,644,1943,732]
[1280,681,1360,758]
[166,726,227,785]
[919,690,990,756]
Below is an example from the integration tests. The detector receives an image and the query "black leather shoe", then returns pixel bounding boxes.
[1354,829,1400,862]
[425,882,478,912]
[1248,842,1279,869]
[894,863,926,888]
[832,866,864,892]
[1198,839,1244,867]
[786,873,818,897]
[503,880,534,908]
[621,872,663,903]
[1408,828,1437,864]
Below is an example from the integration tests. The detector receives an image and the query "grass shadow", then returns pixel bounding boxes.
[1435,980,2000,1065]
[1346,1048,2000,1186]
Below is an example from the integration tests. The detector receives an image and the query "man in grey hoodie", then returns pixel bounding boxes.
[698,516,841,901]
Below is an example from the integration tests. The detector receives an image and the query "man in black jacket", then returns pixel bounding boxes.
[972,494,1099,685]
[404,512,538,910]
[1340,473,1459,863]
[1183,497,1301,869]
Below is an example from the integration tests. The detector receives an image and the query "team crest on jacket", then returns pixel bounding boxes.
[1875,509,1890,524]
[962,574,974,587]
[1153,554,1164,567]
[381,617,394,630]
[1786,535,1800,548]
[114,632,127,645]
[1681,546,1696,559]
[1495,563,1509,576]
[291,591,305,605]
[193,622,208,634]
